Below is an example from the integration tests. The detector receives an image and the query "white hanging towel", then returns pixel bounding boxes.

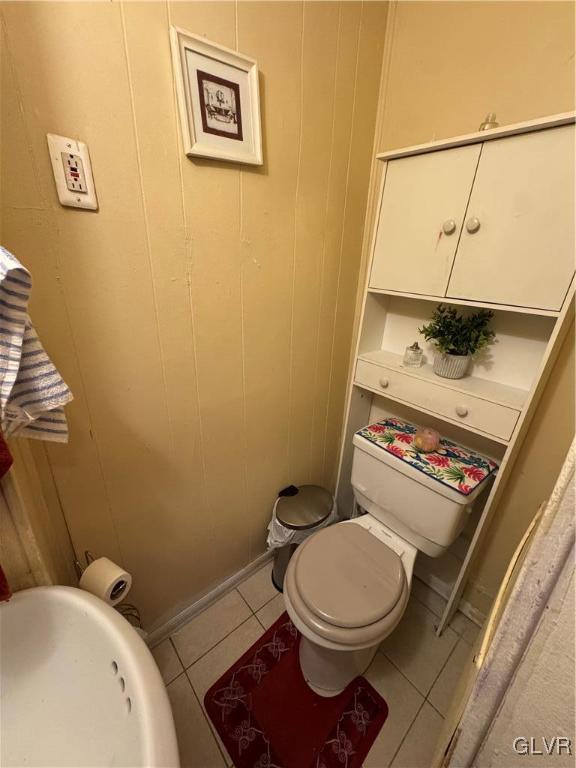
[0,246,72,442]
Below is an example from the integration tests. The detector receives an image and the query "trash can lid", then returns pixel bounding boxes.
[276,485,333,530]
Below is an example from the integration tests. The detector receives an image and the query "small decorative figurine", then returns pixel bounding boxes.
[403,341,424,368]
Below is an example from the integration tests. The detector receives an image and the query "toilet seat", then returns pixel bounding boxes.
[285,522,409,648]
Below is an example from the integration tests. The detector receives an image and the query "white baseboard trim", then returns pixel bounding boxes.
[147,550,274,648]
[146,548,486,647]
[457,597,487,628]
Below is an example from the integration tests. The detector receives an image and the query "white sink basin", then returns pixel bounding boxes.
[0,586,179,767]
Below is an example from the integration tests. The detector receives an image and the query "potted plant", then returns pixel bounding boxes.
[418,304,496,379]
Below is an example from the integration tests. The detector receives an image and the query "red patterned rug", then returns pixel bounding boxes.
[204,612,388,768]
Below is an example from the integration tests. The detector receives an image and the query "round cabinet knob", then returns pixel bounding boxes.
[442,219,457,236]
[379,378,389,389]
[455,405,469,418]
[466,217,481,234]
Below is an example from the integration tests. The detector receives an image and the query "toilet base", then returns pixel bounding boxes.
[299,635,379,697]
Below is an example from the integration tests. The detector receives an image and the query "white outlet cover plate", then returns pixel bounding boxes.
[47,134,98,210]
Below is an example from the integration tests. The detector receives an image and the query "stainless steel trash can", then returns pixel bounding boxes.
[271,484,333,591]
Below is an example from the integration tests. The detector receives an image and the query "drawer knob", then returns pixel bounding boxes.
[465,217,481,234]
[379,378,389,389]
[455,405,469,418]
[442,219,457,235]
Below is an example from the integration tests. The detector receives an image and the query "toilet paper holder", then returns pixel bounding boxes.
[73,549,94,580]
[74,550,141,629]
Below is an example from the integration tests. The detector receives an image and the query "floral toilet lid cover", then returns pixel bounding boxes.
[356,417,499,497]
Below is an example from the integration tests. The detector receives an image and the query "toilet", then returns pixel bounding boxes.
[283,417,497,697]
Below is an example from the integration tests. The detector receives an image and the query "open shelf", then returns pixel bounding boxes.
[357,348,528,411]
[367,287,561,318]
[359,293,555,396]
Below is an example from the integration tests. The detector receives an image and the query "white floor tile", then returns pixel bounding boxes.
[450,610,482,645]
[187,616,264,701]
[364,653,424,768]
[187,617,264,766]
[411,579,483,646]
[151,639,184,684]
[162,578,470,768]
[167,673,226,768]
[380,597,458,696]
[171,590,252,668]
[428,638,474,717]
[256,593,285,629]
[391,701,444,768]
[411,577,447,618]
[464,621,481,646]
[237,562,278,611]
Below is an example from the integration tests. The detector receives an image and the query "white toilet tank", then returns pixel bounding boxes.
[351,422,497,558]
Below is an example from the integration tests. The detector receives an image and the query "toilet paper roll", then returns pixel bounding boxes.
[79,557,132,606]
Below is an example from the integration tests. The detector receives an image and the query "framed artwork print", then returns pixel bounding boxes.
[170,27,263,166]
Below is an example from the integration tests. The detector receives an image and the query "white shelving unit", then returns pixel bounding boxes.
[335,112,575,634]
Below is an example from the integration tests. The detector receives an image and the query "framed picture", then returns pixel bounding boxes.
[170,27,263,166]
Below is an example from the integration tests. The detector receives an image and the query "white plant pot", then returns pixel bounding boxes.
[433,352,470,379]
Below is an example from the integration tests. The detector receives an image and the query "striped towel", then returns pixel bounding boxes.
[0,246,72,442]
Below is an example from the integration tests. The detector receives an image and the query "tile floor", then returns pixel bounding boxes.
[151,562,481,768]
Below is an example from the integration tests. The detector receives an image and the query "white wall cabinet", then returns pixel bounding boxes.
[336,113,575,636]
[447,125,575,311]
[369,145,481,296]
[370,121,575,313]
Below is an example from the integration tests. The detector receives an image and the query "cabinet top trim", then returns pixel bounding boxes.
[376,112,575,162]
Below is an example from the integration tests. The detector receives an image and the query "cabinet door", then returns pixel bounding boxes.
[369,145,481,296]
[447,125,575,311]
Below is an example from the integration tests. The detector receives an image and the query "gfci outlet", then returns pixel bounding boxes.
[47,134,98,210]
[61,152,87,193]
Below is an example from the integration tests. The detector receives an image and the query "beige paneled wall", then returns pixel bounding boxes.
[363,0,575,613]
[0,25,76,593]
[0,440,77,591]
[0,2,388,626]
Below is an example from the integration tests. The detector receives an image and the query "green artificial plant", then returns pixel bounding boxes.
[418,304,496,356]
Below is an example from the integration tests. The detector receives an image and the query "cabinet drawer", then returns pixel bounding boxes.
[355,359,519,442]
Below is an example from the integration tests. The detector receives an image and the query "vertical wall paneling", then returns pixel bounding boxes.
[323,1,389,487]
[237,2,303,556]
[288,2,339,486]
[0,1,388,626]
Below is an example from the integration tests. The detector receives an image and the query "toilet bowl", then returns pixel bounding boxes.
[283,515,417,697]
[283,417,498,697]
